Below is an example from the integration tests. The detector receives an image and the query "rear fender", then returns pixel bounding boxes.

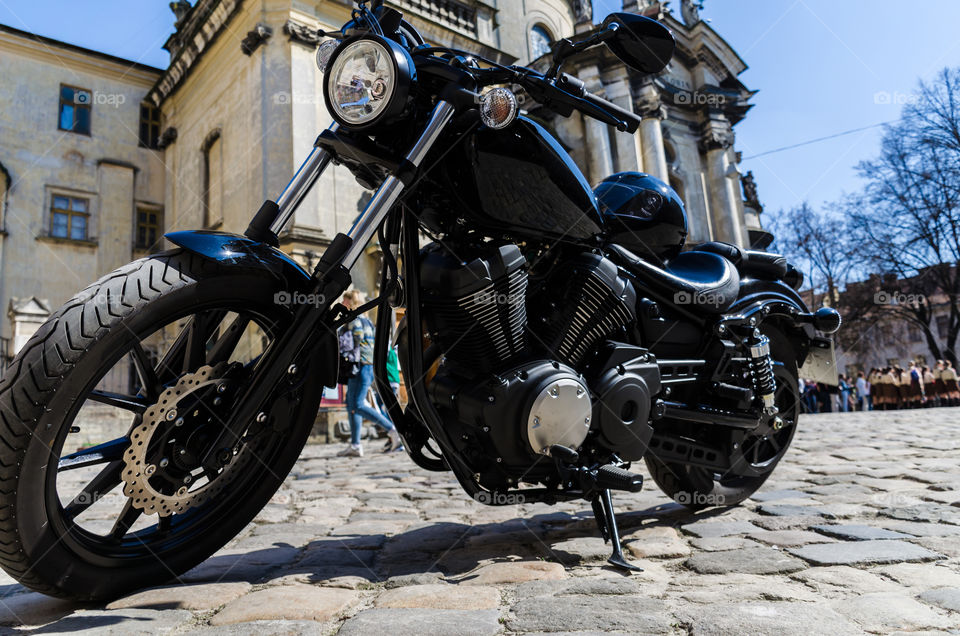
[727,278,818,367]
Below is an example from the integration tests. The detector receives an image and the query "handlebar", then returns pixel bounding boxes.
[554,74,641,134]
[414,50,642,135]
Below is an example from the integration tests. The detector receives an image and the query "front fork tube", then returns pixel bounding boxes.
[204,102,456,466]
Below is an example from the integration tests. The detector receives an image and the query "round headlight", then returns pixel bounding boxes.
[323,36,413,130]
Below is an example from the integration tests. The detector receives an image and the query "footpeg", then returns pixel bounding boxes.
[595,465,643,492]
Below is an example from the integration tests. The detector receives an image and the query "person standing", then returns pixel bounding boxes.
[908,361,923,409]
[838,375,852,412]
[935,361,947,406]
[923,366,936,407]
[376,345,402,419]
[337,290,402,457]
[855,371,870,411]
[944,361,960,407]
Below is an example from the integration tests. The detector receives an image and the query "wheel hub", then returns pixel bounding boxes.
[121,364,252,517]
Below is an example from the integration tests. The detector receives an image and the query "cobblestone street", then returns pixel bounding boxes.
[3,408,960,634]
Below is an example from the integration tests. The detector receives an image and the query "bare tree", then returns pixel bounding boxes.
[847,67,960,364]
[769,202,852,308]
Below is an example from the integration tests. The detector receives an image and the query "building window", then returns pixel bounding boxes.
[59,85,92,135]
[529,24,552,60]
[202,130,223,228]
[135,206,163,250]
[50,194,89,240]
[139,103,162,149]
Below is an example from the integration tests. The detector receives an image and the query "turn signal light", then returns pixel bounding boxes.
[480,88,518,130]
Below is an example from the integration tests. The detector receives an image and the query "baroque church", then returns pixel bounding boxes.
[0,0,766,362]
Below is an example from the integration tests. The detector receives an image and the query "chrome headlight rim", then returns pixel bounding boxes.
[322,35,415,131]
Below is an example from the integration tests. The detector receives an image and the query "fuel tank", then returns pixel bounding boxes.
[445,117,603,240]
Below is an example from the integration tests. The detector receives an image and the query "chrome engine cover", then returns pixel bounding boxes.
[526,376,593,455]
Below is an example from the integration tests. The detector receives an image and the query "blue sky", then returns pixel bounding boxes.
[2,1,960,224]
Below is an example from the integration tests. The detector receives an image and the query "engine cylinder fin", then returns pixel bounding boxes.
[534,253,637,368]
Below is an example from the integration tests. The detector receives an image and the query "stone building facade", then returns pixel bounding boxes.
[0,0,767,364]
[547,0,768,249]
[0,24,165,364]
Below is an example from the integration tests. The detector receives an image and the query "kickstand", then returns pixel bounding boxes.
[592,489,643,572]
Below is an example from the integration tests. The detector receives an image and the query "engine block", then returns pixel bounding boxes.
[532,253,637,368]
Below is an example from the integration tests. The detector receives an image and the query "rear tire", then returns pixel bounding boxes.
[0,250,322,600]
[644,326,801,509]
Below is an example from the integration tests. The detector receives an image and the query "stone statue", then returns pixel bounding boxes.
[573,0,593,25]
[680,0,704,26]
[741,171,763,212]
[170,1,192,23]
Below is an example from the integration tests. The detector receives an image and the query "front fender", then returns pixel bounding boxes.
[167,230,340,388]
[166,230,312,288]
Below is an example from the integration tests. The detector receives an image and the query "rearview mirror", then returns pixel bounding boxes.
[602,13,675,74]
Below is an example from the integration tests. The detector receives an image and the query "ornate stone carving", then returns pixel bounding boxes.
[149,0,243,106]
[681,0,704,26]
[700,118,733,151]
[392,0,478,36]
[157,127,179,150]
[573,0,593,25]
[741,171,763,212]
[241,23,273,56]
[284,19,322,47]
[635,83,666,120]
[169,0,192,24]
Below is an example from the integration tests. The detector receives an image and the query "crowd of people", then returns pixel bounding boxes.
[801,360,960,413]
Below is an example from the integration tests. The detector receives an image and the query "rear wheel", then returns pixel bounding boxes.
[644,327,801,509]
[0,251,323,600]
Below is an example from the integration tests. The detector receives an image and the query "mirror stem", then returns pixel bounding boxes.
[547,23,620,79]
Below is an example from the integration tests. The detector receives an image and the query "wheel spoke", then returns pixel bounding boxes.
[768,435,782,452]
[110,499,143,540]
[156,311,224,383]
[183,312,213,372]
[208,315,251,365]
[59,437,129,471]
[130,341,162,400]
[88,390,149,414]
[63,460,124,519]
[157,515,172,533]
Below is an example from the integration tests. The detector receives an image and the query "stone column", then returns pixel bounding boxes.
[603,66,642,174]
[579,66,614,184]
[636,83,668,181]
[701,118,746,247]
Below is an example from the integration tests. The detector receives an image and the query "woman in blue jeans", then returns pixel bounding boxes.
[338,290,401,457]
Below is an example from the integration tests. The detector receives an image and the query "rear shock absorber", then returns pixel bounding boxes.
[747,332,777,415]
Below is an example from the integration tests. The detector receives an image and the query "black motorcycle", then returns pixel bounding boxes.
[0,1,840,600]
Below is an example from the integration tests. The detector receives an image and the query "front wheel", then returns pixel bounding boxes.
[0,251,324,600]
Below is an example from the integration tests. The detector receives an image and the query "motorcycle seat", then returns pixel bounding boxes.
[607,245,740,314]
[693,241,789,279]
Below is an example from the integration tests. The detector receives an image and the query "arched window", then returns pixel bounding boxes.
[201,129,223,228]
[529,24,553,60]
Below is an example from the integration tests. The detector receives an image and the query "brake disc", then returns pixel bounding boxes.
[121,364,254,517]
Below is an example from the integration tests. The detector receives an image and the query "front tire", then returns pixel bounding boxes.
[0,251,322,600]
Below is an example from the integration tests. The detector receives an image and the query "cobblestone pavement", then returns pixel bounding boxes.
[4,409,960,634]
